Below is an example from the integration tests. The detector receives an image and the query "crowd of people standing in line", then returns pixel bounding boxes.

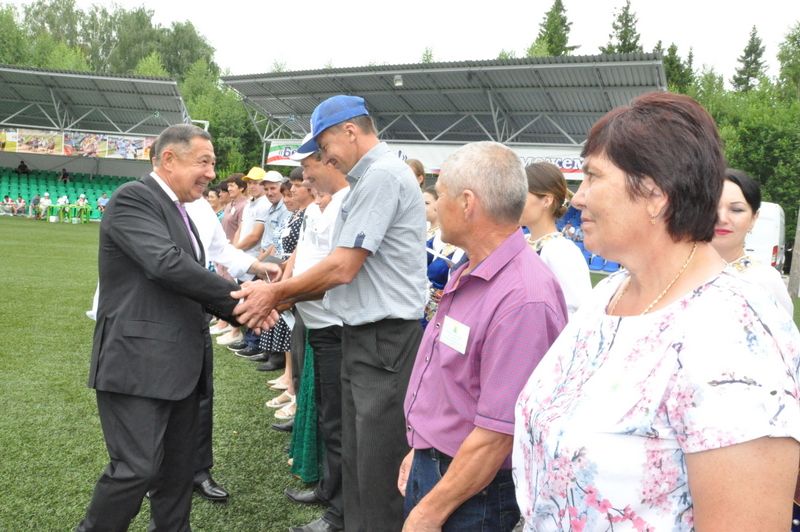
[75,91,798,532]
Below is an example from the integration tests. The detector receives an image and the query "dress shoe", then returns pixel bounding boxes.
[257,360,285,372]
[289,517,343,532]
[194,478,229,502]
[226,340,249,352]
[235,345,265,358]
[248,353,269,362]
[284,487,327,506]
[271,419,294,432]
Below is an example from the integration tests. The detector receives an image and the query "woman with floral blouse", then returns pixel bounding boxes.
[513,92,800,531]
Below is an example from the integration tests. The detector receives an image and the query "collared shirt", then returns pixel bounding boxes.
[238,195,269,257]
[184,197,254,279]
[404,229,567,469]
[324,142,427,325]
[261,199,290,255]
[294,187,349,329]
[150,171,200,258]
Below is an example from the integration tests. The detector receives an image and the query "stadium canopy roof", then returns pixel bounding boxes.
[222,53,666,147]
[0,65,190,136]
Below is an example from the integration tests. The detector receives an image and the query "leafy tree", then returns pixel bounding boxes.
[28,32,90,71]
[158,21,216,80]
[23,0,80,48]
[421,47,433,63]
[0,6,29,65]
[600,0,642,54]
[271,60,287,73]
[134,51,169,78]
[527,0,577,57]
[497,49,517,60]
[79,6,120,74]
[659,42,694,93]
[778,22,800,99]
[731,26,766,92]
[107,7,162,75]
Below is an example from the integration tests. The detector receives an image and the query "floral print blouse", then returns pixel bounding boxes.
[513,270,800,531]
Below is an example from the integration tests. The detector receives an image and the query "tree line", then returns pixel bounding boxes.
[0,0,798,242]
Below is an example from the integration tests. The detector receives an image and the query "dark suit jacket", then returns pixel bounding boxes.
[88,174,239,401]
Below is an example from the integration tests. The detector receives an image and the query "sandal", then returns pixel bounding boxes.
[265,391,294,408]
[275,402,296,420]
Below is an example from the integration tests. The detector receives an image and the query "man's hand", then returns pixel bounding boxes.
[231,280,280,329]
[398,449,414,496]
[249,261,282,282]
[402,507,442,532]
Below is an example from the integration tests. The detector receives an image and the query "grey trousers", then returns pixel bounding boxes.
[340,319,423,532]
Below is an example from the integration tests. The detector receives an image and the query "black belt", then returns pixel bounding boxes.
[421,447,452,463]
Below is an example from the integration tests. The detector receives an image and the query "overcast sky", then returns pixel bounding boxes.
[9,0,800,81]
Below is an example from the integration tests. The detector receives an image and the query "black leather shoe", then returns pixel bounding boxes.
[284,487,327,506]
[194,478,229,502]
[289,517,342,532]
[257,359,285,372]
[271,419,294,432]
[248,353,269,362]
[234,345,265,358]
[226,340,249,352]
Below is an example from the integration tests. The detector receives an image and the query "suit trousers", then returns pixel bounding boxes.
[308,325,344,528]
[193,330,214,482]
[76,389,198,532]
[340,319,423,532]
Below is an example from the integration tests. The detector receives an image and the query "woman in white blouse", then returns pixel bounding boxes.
[513,92,800,531]
[520,162,591,317]
[711,168,793,316]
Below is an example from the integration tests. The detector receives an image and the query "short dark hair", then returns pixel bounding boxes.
[153,124,212,166]
[582,91,725,242]
[423,186,438,199]
[725,168,761,213]
[279,180,291,195]
[225,173,246,191]
[289,166,304,182]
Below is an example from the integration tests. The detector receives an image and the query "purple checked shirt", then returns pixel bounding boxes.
[404,229,567,469]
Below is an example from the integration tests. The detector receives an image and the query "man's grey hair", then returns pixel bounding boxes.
[438,141,527,224]
[152,124,212,166]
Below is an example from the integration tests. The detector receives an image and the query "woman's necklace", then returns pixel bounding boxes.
[608,242,698,316]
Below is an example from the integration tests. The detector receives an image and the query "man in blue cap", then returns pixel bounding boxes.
[233,95,426,532]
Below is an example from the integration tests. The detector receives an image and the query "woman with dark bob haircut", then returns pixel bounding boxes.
[513,92,800,531]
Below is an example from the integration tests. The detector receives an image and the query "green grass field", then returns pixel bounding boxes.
[0,217,320,531]
[1,217,798,531]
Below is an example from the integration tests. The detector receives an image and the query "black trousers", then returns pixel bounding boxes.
[308,325,344,528]
[194,329,214,482]
[340,319,423,532]
[290,310,306,394]
[76,389,199,532]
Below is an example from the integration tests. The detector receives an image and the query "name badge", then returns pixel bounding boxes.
[439,315,469,355]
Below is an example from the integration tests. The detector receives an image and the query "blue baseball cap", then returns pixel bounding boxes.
[298,95,369,153]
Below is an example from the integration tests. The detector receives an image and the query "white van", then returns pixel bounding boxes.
[745,201,786,271]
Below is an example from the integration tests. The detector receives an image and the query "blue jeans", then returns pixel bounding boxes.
[404,448,520,531]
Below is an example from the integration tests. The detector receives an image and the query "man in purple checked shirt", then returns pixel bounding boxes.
[399,141,568,531]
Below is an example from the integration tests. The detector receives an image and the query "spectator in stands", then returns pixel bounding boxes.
[399,142,567,530]
[30,193,40,218]
[2,195,14,215]
[96,193,109,213]
[233,95,427,532]
[59,168,70,183]
[76,194,89,207]
[711,168,793,315]
[513,92,800,531]
[14,195,26,216]
[520,162,592,316]
[38,192,52,219]
[406,158,426,187]
[16,160,30,175]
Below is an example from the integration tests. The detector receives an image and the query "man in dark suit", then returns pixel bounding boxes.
[76,124,240,532]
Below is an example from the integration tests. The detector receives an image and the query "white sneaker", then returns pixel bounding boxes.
[216,329,243,346]
[210,323,233,335]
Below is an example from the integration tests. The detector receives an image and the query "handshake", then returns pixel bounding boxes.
[231,261,284,333]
